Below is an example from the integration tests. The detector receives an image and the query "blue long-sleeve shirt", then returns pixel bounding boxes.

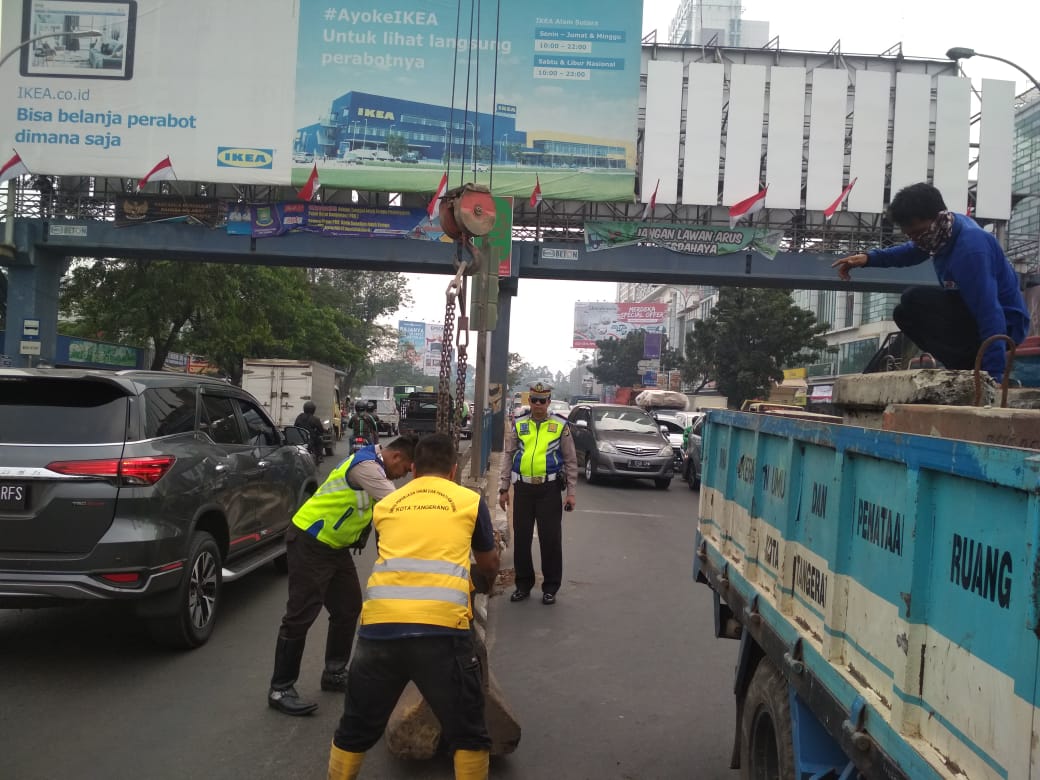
[866,214,1029,379]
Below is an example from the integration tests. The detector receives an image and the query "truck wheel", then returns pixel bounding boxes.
[147,531,222,650]
[740,658,796,780]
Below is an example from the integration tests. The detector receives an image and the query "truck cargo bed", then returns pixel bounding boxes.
[695,409,1040,779]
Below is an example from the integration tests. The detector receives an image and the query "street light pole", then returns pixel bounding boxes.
[946,47,1040,94]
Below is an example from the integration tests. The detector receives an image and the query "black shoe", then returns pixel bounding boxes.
[269,636,318,716]
[268,685,318,716]
[510,590,530,602]
[542,593,556,605]
[321,667,348,692]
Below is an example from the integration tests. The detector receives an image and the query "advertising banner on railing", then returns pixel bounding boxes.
[584,222,782,259]
[0,0,643,202]
[572,301,667,349]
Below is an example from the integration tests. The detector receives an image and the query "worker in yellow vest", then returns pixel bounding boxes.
[327,433,500,780]
[267,436,418,717]
[498,381,577,605]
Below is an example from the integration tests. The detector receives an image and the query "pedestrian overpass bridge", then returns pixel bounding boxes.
[2,214,933,375]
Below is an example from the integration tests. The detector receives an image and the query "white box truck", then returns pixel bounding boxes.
[242,359,338,454]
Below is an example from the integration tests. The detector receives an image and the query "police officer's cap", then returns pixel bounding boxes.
[529,381,552,399]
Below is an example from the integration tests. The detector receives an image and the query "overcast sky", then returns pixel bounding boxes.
[398,0,1040,375]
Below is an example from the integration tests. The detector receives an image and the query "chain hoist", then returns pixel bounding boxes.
[434,184,497,451]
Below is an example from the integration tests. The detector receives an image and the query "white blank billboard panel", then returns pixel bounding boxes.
[723,65,767,206]
[805,69,849,211]
[975,79,1015,220]
[764,67,806,209]
[643,60,684,206]
[890,73,932,196]
[682,63,726,205]
[932,77,971,215]
[848,71,890,214]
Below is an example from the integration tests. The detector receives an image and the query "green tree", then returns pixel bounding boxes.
[60,260,362,381]
[310,269,412,391]
[387,132,408,158]
[684,288,827,408]
[507,352,531,388]
[367,356,429,387]
[683,320,719,393]
[590,331,671,387]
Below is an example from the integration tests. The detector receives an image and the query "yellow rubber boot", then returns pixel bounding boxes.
[453,749,490,780]
[327,743,365,780]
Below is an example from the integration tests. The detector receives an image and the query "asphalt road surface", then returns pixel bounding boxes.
[0,463,736,779]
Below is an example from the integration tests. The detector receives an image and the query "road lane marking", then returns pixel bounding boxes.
[572,510,673,518]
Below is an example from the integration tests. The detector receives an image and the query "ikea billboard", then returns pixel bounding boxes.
[0,0,643,202]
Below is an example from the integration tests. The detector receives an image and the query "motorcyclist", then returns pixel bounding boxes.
[294,401,326,464]
[347,400,379,446]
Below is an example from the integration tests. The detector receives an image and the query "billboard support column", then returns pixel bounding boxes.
[2,223,63,367]
[489,280,516,451]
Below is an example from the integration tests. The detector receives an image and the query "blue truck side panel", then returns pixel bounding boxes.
[696,409,1040,779]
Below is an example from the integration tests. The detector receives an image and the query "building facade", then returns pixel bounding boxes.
[1010,88,1040,272]
[667,0,770,47]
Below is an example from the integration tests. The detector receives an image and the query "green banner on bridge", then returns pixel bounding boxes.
[584,221,780,259]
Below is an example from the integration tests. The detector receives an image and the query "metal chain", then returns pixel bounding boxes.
[437,251,470,434]
[436,296,456,434]
[453,276,469,454]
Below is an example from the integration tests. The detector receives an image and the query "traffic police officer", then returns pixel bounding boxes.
[498,381,577,605]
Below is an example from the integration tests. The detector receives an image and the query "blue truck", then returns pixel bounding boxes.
[694,406,1038,779]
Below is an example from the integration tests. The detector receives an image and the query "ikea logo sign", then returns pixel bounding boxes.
[217,147,274,169]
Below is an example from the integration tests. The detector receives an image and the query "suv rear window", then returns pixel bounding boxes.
[0,378,130,444]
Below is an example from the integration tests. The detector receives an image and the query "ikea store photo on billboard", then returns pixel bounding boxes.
[292,1,643,201]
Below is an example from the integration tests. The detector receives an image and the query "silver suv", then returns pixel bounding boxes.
[0,369,319,649]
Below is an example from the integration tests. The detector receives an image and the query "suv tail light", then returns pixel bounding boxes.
[47,456,177,486]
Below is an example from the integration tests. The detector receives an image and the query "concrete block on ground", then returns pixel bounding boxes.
[384,671,521,759]
[834,370,995,410]
[386,683,441,760]
[485,672,522,756]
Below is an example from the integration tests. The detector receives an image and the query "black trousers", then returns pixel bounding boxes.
[892,287,985,370]
[512,481,563,595]
[333,634,491,753]
[278,526,362,665]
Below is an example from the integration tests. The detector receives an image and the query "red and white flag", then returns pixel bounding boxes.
[427,171,448,222]
[136,156,176,192]
[823,177,858,220]
[0,151,29,185]
[529,175,542,208]
[729,185,768,227]
[296,163,320,201]
[641,178,660,221]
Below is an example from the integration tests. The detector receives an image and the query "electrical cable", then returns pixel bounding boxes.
[488,0,502,191]
[446,0,464,188]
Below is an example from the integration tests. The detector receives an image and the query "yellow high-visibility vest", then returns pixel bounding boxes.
[362,476,480,630]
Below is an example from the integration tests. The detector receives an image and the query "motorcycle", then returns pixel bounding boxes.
[349,436,368,456]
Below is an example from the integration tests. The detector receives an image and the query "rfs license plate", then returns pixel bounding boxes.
[628,460,652,469]
[0,482,29,510]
